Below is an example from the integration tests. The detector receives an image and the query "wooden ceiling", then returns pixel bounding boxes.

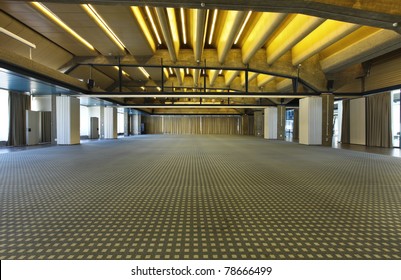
[1,0,401,114]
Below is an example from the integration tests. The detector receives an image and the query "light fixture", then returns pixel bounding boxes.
[163,68,170,78]
[141,86,146,91]
[186,68,189,75]
[208,9,218,45]
[31,2,95,51]
[130,6,156,52]
[0,27,36,49]
[145,6,162,45]
[180,8,187,44]
[138,67,150,79]
[219,69,223,75]
[169,67,174,75]
[157,86,161,91]
[82,4,126,51]
[234,11,252,45]
[204,10,210,46]
[113,66,130,77]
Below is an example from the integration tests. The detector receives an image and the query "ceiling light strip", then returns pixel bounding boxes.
[82,4,126,51]
[113,66,130,77]
[130,6,156,52]
[0,27,36,49]
[203,10,210,47]
[145,6,162,45]
[208,9,218,45]
[138,67,151,79]
[31,2,95,51]
[234,11,252,45]
[180,8,187,44]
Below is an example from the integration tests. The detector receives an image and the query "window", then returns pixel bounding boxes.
[0,90,9,142]
[333,101,343,144]
[80,105,89,137]
[285,109,294,136]
[391,90,400,148]
[117,108,124,135]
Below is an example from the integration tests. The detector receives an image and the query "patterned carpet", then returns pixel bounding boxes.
[1,135,401,260]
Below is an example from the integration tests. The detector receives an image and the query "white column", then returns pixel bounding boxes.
[104,107,117,139]
[299,96,322,145]
[264,107,277,139]
[132,114,142,135]
[56,96,80,145]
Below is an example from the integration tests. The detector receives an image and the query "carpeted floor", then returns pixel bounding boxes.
[1,135,401,259]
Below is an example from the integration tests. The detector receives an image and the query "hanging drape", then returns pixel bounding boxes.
[366,92,392,148]
[41,111,52,143]
[143,115,241,135]
[7,91,31,146]
[341,99,350,144]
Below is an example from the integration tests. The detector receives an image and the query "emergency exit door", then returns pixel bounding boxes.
[90,117,99,139]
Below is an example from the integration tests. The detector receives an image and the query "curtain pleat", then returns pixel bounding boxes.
[143,115,241,135]
[41,111,52,143]
[366,92,392,148]
[7,92,31,146]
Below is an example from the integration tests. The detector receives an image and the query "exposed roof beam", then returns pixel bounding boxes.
[173,68,184,85]
[155,7,179,62]
[276,78,293,92]
[191,9,207,62]
[257,74,275,87]
[266,14,325,65]
[217,10,247,64]
[292,20,360,66]
[321,29,401,73]
[242,12,287,64]
[240,71,258,86]
[224,70,239,86]
[208,69,219,86]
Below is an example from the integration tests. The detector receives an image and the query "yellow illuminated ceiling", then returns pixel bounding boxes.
[1,0,401,113]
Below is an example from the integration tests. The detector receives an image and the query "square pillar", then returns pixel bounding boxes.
[264,107,277,139]
[56,96,80,145]
[133,114,141,135]
[321,93,335,146]
[104,107,117,139]
[277,105,286,140]
[254,111,264,137]
[124,108,130,136]
[299,96,322,145]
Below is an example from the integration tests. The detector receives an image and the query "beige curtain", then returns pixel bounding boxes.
[143,115,241,135]
[366,92,392,148]
[41,111,52,143]
[341,99,350,144]
[7,91,31,146]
